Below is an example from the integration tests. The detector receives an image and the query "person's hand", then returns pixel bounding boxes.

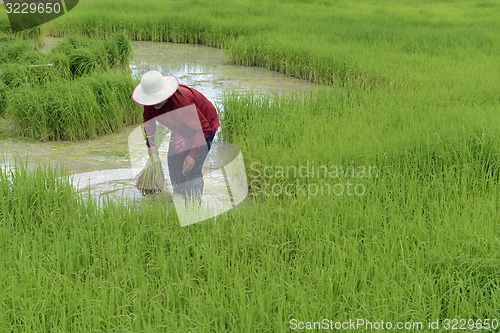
[148,146,158,156]
[183,155,195,175]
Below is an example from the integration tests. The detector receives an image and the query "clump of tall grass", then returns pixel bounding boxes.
[82,73,140,131]
[0,25,45,47]
[0,161,77,226]
[17,49,45,64]
[46,51,71,80]
[70,48,105,77]
[105,32,132,67]
[5,73,140,141]
[0,62,65,88]
[50,33,132,78]
[0,36,34,63]
[50,35,109,78]
[0,37,67,86]
[0,33,137,141]
[0,64,30,88]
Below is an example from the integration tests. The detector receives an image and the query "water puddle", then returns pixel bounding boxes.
[1,39,314,211]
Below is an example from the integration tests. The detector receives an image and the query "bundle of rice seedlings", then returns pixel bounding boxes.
[135,154,165,196]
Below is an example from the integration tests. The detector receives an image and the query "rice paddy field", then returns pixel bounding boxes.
[1,0,500,332]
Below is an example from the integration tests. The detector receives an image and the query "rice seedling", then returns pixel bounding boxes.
[135,153,165,195]
[5,72,140,140]
[50,33,132,78]
[0,36,35,63]
[111,32,132,67]
[0,64,30,89]
[135,124,170,195]
[16,49,46,64]
[67,48,103,78]
[0,158,498,332]
[46,51,71,80]
[0,0,499,331]
[0,25,45,47]
[50,36,108,78]
[0,34,138,140]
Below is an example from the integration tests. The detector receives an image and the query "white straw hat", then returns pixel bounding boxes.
[132,70,179,106]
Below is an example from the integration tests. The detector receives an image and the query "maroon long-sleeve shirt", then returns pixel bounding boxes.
[143,84,219,158]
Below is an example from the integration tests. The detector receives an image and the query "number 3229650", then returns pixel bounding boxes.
[5,2,61,14]
[442,318,499,331]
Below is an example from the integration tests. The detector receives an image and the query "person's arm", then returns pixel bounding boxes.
[143,107,158,155]
[172,91,212,160]
[186,108,211,159]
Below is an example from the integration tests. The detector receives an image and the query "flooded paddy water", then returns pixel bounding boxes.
[1,38,315,207]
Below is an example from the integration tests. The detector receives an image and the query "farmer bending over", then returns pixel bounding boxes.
[132,70,219,204]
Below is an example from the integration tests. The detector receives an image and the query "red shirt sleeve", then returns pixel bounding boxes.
[143,106,156,148]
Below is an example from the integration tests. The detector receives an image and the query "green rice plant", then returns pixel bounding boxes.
[46,51,72,80]
[3,40,33,63]
[0,25,46,47]
[49,34,93,53]
[50,35,108,78]
[0,14,11,34]
[0,37,34,63]
[79,73,140,133]
[0,64,31,88]
[0,62,63,88]
[0,161,76,226]
[50,34,132,78]
[0,36,68,85]
[111,32,132,67]
[0,0,499,330]
[27,63,62,86]
[103,37,120,67]
[17,26,45,48]
[0,155,498,332]
[17,49,46,64]
[5,72,140,140]
[67,48,103,78]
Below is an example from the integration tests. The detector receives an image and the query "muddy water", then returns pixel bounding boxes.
[1,40,314,206]
[130,41,315,103]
